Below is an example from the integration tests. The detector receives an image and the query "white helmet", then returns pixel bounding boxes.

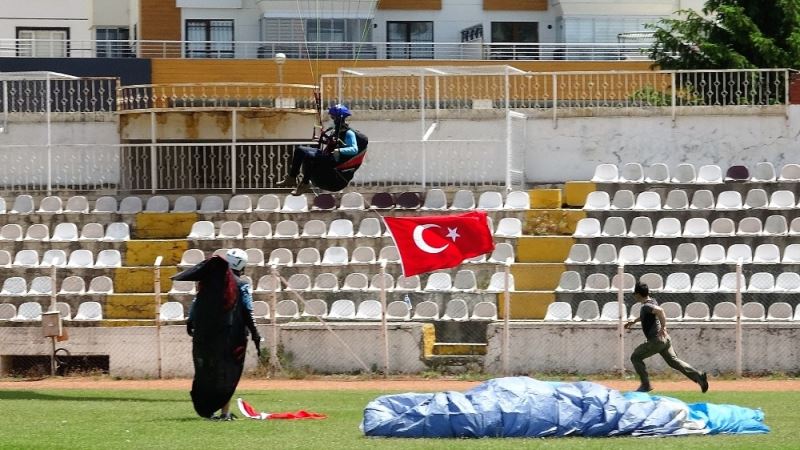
[225,248,248,272]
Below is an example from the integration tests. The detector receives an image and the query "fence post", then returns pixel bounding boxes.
[269,265,283,376]
[735,261,743,377]
[617,264,625,377]
[551,73,558,129]
[785,69,790,120]
[154,256,163,379]
[504,67,512,191]
[46,72,52,195]
[231,109,237,193]
[380,262,389,378]
[150,111,158,193]
[502,262,511,376]
[671,71,677,126]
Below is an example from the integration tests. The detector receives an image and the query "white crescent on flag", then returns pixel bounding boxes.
[412,224,449,254]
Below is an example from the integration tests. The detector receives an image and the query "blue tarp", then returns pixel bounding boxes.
[361,377,769,438]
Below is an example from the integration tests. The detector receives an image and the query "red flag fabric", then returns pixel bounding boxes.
[383,211,495,277]
[237,398,328,420]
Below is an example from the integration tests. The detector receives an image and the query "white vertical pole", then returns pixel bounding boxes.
[150,111,158,194]
[2,80,8,131]
[504,68,512,191]
[735,261,743,377]
[551,73,558,129]
[380,262,389,378]
[434,76,440,121]
[617,264,625,377]
[231,109,237,193]
[49,262,57,312]
[502,262,511,376]
[154,256,163,379]
[671,71,677,125]
[420,74,426,189]
[269,265,282,376]
[46,73,52,195]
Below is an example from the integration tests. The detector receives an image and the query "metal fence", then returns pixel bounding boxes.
[117,83,318,111]
[0,76,118,114]
[1,260,798,379]
[0,38,652,61]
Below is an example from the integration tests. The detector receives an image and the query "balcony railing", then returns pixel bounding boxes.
[0,38,652,61]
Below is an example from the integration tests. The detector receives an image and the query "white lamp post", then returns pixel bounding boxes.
[274,52,286,107]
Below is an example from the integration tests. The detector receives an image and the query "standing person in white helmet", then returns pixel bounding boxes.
[177,248,261,420]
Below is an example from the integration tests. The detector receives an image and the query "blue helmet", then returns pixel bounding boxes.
[328,104,351,119]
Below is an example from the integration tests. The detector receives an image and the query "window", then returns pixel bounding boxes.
[185,19,234,58]
[96,28,132,58]
[305,18,373,59]
[387,21,433,59]
[16,28,69,57]
[490,22,538,60]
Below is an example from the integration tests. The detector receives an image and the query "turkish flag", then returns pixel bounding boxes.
[384,211,495,277]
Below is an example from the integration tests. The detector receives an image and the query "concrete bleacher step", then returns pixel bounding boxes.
[124,240,188,266]
[511,263,565,290]
[113,266,178,293]
[432,343,487,356]
[497,291,554,320]
[517,236,574,263]
[104,294,170,319]
[133,212,197,239]
[564,181,596,208]
[524,209,584,235]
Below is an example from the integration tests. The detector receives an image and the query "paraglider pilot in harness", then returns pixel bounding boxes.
[277,104,368,196]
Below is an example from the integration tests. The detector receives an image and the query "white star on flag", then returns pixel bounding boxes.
[446,227,460,242]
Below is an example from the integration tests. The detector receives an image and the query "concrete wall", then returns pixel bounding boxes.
[0,0,91,42]
[484,322,800,374]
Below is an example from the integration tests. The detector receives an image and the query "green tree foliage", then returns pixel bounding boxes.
[648,0,800,69]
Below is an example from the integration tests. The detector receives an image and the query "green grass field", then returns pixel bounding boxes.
[0,388,797,449]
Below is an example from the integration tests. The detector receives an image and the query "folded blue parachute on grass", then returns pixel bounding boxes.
[361,377,769,438]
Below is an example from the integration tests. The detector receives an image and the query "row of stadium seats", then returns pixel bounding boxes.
[0,249,122,269]
[557,271,800,293]
[0,190,531,215]
[253,298,497,322]
[180,243,515,268]
[187,217,522,240]
[574,215,799,238]
[0,276,113,296]
[0,222,129,242]
[546,300,799,322]
[172,271,515,294]
[591,162,798,184]
[565,242,800,265]
[0,301,103,321]
[585,189,800,211]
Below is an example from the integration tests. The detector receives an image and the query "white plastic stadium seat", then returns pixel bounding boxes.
[188,221,215,239]
[747,272,775,293]
[326,219,354,238]
[159,302,185,321]
[663,273,691,293]
[73,302,103,321]
[691,272,719,293]
[254,275,281,293]
[751,162,776,182]
[327,299,355,320]
[244,248,264,267]
[639,273,663,292]
[644,245,672,265]
[684,302,710,321]
[449,190,475,210]
[369,273,395,291]
[543,302,572,321]
[601,217,626,237]
[698,244,725,264]
[169,280,196,295]
[573,300,600,321]
[453,270,478,292]
[583,191,610,211]
[696,164,723,183]
[582,273,610,292]
[573,218,601,238]
[274,220,300,239]
[744,189,769,209]
[654,218,681,238]
[218,221,244,239]
[441,298,469,321]
[424,272,452,291]
[179,249,205,268]
[711,302,737,321]
[753,244,781,264]
[663,190,689,210]
[1,277,27,295]
[768,190,795,209]
[619,162,644,183]
[421,189,447,210]
[339,192,366,210]
[356,218,382,238]
[274,300,300,320]
[342,273,369,291]
[226,195,252,213]
[504,191,530,210]
[28,276,54,295]
[281,194,309,213]
[611,273,635,293]
[88,276,114,294]
[591,163,618,182]
[321,247,348,266]
[591,244,617,265]
[495,218,522,238]
[671,163,696,183]
[0,250,9,268]
[395,275,421,292]
[682,218,709,238]
[763,215,788,236]
[95,249,122,268]
[301,299,328,318]
[13,250,40,268]
[267,247,293,266]
[599,302,627,321]
[378,246,400,264]
[775,273,800,292]
[285,273,312,291]
[611,190,635,210]
[766,302,793,321]
[355,300,383,320]
[645,163,669,183]
[412,301,439,320]
[0,224,23,241]
[14,302,42,321]
[37,196,63,213]
[779,163,800,181]
[93,196,118,213]
[65,195,89,214]
[662,302,683,321]
[633,192,661,210]
[386,301,411,321]
[618,245,644,265]
[118,196,143,214]
[199,195,224,213]
[104,222,130,241]
[173,195,198,212]
[312,273,339,292]
[718,272,746,293]
[689,190,714,210]
[145,195,170,213]
[627,217,653,237]
[25,223,50,241]
[252,301,270,319]
[709,218,735,237]
[294,247,321,266]
[486,272,514,292]
[477,191,503,210]
[555,271,582,292]
[246,221,272,239]
[255,194,281,212]
[48,223,75,242]
[726,243,752,264]
[715,191,742,210]
[565,244,591,265]
[80,223,104,241]
[736,217,762,236]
